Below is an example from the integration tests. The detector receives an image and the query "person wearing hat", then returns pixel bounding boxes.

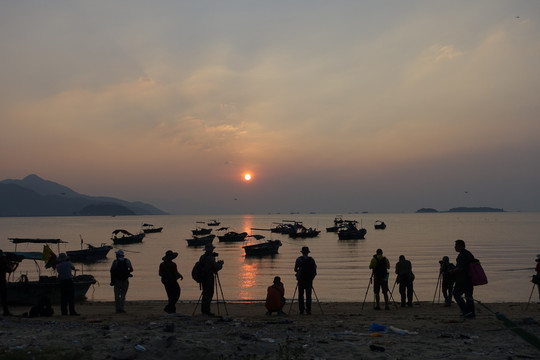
[369,248,390,310]
[199,243,224,316]
[439,256,456,306]
[159,250,183,314]
[110,249,133,314]
[56,253,79,316]
[294,246,317,315]
[265,276,286,316]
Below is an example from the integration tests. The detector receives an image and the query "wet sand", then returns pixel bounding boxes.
[1,301,540,359]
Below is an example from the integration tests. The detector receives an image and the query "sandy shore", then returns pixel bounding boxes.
[1,301,540,359]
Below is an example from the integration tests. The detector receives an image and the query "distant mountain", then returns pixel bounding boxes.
[415,206,504,213]
[0,174,167,217]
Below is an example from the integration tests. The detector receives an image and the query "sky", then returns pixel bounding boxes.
[1,1,540,214]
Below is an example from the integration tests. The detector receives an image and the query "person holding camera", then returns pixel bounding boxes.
[159,250,183,314]
[110,249,133,314]
[439,256,456,306]
[199,243,224,316]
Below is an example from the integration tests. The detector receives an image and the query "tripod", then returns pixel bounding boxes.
[526,283,537,310]
[192,273,228,316]
[288,282,323,314]
[361,275,373,310]
[432,273,442,305]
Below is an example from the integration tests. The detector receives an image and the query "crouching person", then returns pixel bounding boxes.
[265,276,286,315]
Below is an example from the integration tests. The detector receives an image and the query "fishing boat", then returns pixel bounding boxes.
[374,220,387,230]
[289,226,321,239]
[337,221,367,240]
[67,243,113,263]
[6,238,97,305]
[111,229,145,244]
[218,231,248,242]
[326,215,345,232]
[207,219,221,226]
[243,240,282,256]
[141,223,163,233]
[186,234,215,247]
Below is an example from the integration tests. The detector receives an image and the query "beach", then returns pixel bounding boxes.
[1,301,539,359]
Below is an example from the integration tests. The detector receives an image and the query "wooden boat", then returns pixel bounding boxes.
[289,228,321,239]
[218,231,248,242]
[186,234,215,247]
[243,240,282,256]
[67,243,113,263]
[374,220,387,230]
[337,221,367,240]
[142,223,163,233]
[192,227,212,236]
[6,238,97,305]
[111,229,145,244]
[207,220,221,226]
[326,216,345,232]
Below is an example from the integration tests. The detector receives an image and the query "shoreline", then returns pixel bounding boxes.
[2,301,540,359]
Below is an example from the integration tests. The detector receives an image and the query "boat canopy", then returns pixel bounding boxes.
[112,229,133,236]
[5,251,43,261]
[9,238,66,244]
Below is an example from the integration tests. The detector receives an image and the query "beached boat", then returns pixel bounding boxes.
[207,220,221,226]
[186,234,215,247]
[374,220,387,230]
[111,229,145,244]
[5,239,97,305]
[67,243,113,263]
[243,240,282,256]
[142,223,163,233]
[218,231,248,242]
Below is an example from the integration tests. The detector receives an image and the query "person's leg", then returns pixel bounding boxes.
[382,280,389,309]
[453,282,467,315]
[464,283,475,317]
[305,282,312,314]
[298,282,305,314]
[373,278,381,309]
[407,281,413,306]
[114,283,121,311]
[201,277,214,314]
[67,280,76,315]
[120,280,129,311]
[399,282,406,306]
[170,282,180,313]
[60,280,68,315]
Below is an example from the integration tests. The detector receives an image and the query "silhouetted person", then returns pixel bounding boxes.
[395,255,414,307]
[199,244,223,316]
[110,249,133,313]
[294,246,317,314]
[369,249,390,310]
[439,256,456,306]
[265,276,286,315]
[1,249,18,316]
[159,250,183,314]
[451,239,476,318]
[535,254,540,301]
[56,253,79,316]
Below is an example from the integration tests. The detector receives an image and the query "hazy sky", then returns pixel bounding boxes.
[1,1,539,214]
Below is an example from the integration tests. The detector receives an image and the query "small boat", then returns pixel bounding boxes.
[142,223,163,233]
[326,216,345,232]
[337,221,367,240]
[67,243,113,263]
[374,220,387,230]
[111,229,145,244]
[186,234,215,247]
[218,231,248,242]
[6,238,97,305]
[289,225,321,239]
[243,240,282,256]
[207,220,221,226]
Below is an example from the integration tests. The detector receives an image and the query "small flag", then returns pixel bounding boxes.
[42,244,57,269]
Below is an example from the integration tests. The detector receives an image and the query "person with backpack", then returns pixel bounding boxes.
[159,250,183,314]
[294,246,317,315]
[369,249,390,310]
[439,256,456,306]
[395,255,414,307]
[451,239,476,319]
[110,249,133,314]
[199,244,224,316]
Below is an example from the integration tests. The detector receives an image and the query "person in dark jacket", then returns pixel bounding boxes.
[439,256,456,306]
[110,250,133,313]
[199,244,223,316]
[369,249,390,310]
[56,253,79,316]
[451,239,476,318]
[294,246,317,315]
[395,255,414,307]
[265,276,286,315]
[159,250,183,314]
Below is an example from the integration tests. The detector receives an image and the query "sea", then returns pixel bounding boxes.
[1,212,539,304]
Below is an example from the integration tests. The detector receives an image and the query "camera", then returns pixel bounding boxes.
[439,260,444,265]
[212,252,219,257]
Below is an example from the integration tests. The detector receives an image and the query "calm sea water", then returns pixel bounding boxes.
[1,213,539,303]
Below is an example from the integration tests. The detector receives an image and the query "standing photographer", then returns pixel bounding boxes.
[199,243,224,316]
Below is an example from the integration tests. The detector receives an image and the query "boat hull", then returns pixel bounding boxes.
[67,245,113,262]
[7,275,97,305]
[186,234,215,246]
[243,240,282,256]
[112,233,145,244]
[338,228,367,240]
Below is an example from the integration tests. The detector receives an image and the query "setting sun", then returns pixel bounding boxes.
[243,173,252,181]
